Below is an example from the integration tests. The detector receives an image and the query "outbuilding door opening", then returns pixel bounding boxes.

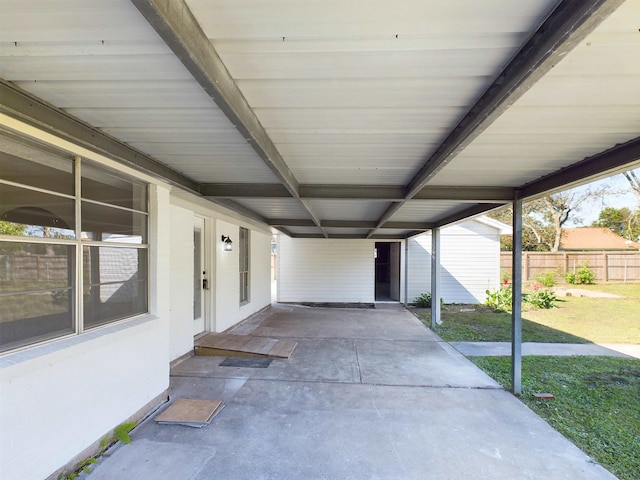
[375,242,401,302]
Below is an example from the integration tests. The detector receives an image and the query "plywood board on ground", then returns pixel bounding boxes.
[267,339,298,358]
[154,398,224,428]
[194,333,297,358]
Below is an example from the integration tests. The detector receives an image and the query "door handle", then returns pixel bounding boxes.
[202,278,209,290]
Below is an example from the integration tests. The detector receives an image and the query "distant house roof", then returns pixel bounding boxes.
[560,228,640,251]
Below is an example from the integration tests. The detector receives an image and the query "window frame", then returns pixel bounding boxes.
[239,226,250,305]
[0,142,149,354]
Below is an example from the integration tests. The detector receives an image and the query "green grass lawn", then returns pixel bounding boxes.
[416,282,640,344]
[470,356,640,480]
[524,296,640,344]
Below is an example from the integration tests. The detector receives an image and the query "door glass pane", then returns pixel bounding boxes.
[81,202,147,243]
[82,162,147,211]
[0,184,75,238]
[193,229,201,320]
[83,246,147,329]
[0,242,75,353]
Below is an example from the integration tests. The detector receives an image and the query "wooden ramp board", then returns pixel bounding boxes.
[195,333,297,359]
[155,398,224,428]
[267,339,298,359]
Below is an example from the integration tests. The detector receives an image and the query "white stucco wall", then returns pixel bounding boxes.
[247,229,272,316]
[215,220,240,331]
[168,203,195,360]
[0,318,169,480]
[277,237,379,303]
[215,220,271,332]
[407,220,501,304]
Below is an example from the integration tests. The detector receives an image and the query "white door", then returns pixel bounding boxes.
[193,217,206,335]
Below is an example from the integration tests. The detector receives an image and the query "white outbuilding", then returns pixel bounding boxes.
[277,217,511,306]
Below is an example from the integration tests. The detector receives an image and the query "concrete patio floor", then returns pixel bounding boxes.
[83,303,616,479]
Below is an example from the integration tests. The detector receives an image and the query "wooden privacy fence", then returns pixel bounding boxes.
[0,254,69,282]
[500,251,640,282]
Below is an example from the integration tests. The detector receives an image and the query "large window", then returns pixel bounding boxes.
[239,227,249,304]
[0,135,148,353]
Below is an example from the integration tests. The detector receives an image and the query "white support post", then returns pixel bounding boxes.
[512,196,523,395]
[431,228,441,329]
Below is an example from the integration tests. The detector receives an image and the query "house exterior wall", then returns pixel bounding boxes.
[407,221,501,304]
[214,219,272,332]
[0,318,169,480]
[277,237,393,303]
[168,203,195,360]
[0,117,273,480]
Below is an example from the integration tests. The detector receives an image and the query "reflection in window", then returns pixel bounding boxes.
[0,183,75,238]
[0,140,74,195]
[82,247,147,329]
[0,136,149,353]
[81,202,146,243]
[0,242,75,352]
[82,163,147,211]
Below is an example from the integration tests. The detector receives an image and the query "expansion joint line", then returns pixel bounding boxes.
[353,339,363,384]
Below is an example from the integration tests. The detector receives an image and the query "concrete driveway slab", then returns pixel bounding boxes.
[356,339,500,388]
[173,338,361,383]
[82,304,617,480]
[249,305,436,341]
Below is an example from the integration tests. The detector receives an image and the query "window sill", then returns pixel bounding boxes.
[0,314,158,369]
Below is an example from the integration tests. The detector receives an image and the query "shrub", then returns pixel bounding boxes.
[566,266,595,285]
[486,285,558,312]
[485,286,512,312]
[535,272,556,288]
[413,293,445,308]
[524,289,557,309]
[414,293,432,308]
[577,266,596,284]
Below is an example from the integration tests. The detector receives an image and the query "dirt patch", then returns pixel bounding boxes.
[408,304,494,315]
[553,288,622,298]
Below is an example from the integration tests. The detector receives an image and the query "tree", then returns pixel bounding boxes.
[0,221,27,254]
[623,170,640,204]
[489,206,552,251]
[0,221,26,236]
[540,186,607,251]
[592,206,640,242]
[490,185,608,252]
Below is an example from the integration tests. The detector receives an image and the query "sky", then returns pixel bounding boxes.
[564,168,640,227]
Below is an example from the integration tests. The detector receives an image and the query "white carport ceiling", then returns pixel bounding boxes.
[1,0,639,239]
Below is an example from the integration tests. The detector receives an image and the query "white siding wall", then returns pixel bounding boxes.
[407,221,501,304]
[277,237,377,303]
